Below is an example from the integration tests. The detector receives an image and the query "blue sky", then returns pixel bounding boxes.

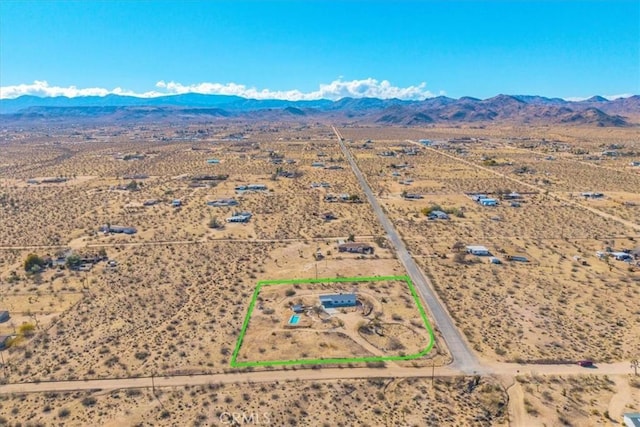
[1,0,638,100]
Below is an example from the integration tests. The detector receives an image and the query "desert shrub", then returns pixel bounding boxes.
[24,254,45,272]
[65,254,82,269]
[18,323,36,338]
[134,351,149,360]
[82,396,97,407]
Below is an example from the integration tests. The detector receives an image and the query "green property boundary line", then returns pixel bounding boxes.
[230,275,435,368]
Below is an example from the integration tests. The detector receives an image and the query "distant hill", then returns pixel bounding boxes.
[558,107,628,127]
[1,93,638,126]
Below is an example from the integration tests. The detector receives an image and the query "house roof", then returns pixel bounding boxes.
[338,242,373,249]
[466,245,489,252]
[319,294,356,301]
[624,414,640,427]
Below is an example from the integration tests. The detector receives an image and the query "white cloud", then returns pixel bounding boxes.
[1,79,436,101]
[0,80,164,99]
[564,93,635,102]
[603,93,634,100]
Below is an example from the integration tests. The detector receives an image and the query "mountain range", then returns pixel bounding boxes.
[1,93,638,127]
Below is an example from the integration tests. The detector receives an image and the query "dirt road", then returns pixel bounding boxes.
[0,361,632,395]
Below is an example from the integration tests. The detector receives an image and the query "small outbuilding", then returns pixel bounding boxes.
[322,212,337,221]
[428,210,449,220]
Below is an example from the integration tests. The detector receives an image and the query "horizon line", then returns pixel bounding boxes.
[0,80,636,103]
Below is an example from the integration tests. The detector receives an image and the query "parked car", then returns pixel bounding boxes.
[577,360,594,368]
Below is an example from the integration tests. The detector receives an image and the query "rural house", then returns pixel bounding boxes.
[581,192,604,198]
[471,194,488,202]
[207,198,239,207]
[338,242,374,254]
[319,294,357,309]
[226,212,252,223]
[479,198,498,206]
[235,184,267,192]
[99,225,137,235]
[466,245,490,256]
[403,193,424,200]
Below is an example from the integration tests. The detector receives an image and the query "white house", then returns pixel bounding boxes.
[611,252,633,261]
[227,212,252,223]
[471,194,488,202]
[236,184,267,193]
[479,198,498,206]
[466,245,490,256]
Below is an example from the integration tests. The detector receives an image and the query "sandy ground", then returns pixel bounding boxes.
[1,122,639,426]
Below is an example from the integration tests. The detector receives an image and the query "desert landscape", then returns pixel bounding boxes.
[1,118,639,426]
[2,0,639,424]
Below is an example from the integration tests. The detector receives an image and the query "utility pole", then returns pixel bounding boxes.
[431,360,435,386]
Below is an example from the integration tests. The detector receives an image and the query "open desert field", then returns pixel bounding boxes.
[341,125,640,364]
[0,375,508,426]
[512,373,640,426]
[0,122,638,427]
[1,235,440,383]
[2,123,456,385]
[0,126,382,247]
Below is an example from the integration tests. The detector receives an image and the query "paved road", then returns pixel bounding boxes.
[332,126,481,373]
